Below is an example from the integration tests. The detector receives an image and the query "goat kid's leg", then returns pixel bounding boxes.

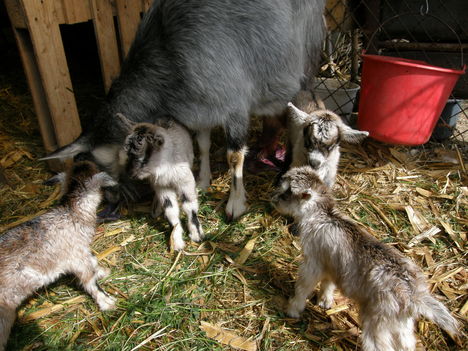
[180,178,204,243]
[0,303,16,351]
[287,262,322,318]
[151,196,163,218]
[361,317,395,351]
[157,187,185,251]
[73,255,116,311]
[317,278,336,309]
[226,147,248,221]
[196,129,212,190]
[393,317,416,351]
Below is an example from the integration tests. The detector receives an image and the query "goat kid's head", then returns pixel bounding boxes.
[271,166,329,218]
[45,161,117,202]
[123,123,166,179]
[288,102,368,169]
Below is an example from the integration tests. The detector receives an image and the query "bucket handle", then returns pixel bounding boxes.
[365,12,465,71]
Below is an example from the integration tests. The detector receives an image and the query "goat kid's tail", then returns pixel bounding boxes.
[415,294,459,338]
[0,304,16,351]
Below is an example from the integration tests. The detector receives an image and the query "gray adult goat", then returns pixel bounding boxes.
[42,0,326,220]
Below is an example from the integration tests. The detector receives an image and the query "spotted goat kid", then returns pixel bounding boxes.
[272,166,459,351]
[286,93,368,187]
[0,161,117,350]
[123,120,204,251]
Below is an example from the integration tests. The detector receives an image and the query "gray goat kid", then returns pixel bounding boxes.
[287,94,368,187]
[123,120,203,251]
[271,166,459,351]
[0,161,116,350]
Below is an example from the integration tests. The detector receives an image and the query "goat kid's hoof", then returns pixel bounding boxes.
[286,306,301,319]
[172,239,186,252]
[96,266,111,280]
[317,296,334,310]
[98,294,117,311]
[189,230,205,243]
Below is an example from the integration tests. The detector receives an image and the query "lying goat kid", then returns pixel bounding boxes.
[124,121,204,251]
[0,161,116,350]
[286,96,368,187]
[272,166,459,351]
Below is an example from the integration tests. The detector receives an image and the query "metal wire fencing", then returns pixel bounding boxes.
[320,0,467,142]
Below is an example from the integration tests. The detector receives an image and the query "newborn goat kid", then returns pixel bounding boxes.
[272,166,459,351]
[124,121,204,251]
[286,94,368,187]
[0,162,116,350]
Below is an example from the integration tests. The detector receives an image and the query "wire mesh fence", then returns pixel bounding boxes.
[320,0,468,143]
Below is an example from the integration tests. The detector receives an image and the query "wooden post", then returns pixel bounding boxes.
[62,0,92,24]
[89,0,121,92]
[115,0,142,57]
[20,0,82,149]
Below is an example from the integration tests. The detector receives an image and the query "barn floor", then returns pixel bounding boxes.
[0,33,467,350]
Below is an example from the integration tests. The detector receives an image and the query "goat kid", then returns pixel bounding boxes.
[123,121,204,251]
[286,95,368,187]
[0,161,116,350]
[271,166,459,351]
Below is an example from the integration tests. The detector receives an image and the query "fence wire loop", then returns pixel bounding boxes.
[420,0,430,16]
[366,12,464,70]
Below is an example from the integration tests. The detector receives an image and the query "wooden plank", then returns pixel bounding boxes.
[4,0,27,28]
[12,28,57,154]
[115,0,142,57]
[62,0,92,24]
[20,0,82,148]
[12,28,66,171]
[89,0,121,92]
[142,0,153,12]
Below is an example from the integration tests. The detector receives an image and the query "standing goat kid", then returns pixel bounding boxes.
[272,166,459,351]
[124,120,204,251]
[286,94,368,187]
[0,161,116,350]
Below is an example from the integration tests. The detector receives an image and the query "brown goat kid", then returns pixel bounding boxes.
[0,161,117,350]
[272,166,460,351]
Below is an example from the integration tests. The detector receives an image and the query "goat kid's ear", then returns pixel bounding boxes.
[43,172,66,186]
[340,124,369,144]
[94,172,118,187]
[287,102,310,125]
[116,113,136,132]
[39,135,91,161]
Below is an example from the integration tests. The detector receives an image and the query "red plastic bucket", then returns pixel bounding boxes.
[358,54,465,145]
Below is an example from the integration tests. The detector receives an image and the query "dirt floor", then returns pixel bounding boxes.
[0,31,467,351]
